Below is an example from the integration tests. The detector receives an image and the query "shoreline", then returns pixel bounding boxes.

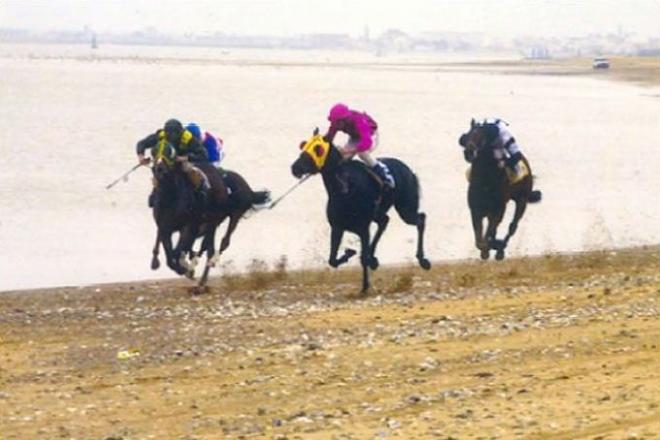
[1,244,658,297]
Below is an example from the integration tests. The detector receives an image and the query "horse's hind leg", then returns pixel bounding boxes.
[398,209,431,270]
[498,198,527,260]
[219,213,241,254]
[368,215,390,270]
[414,212,431,270]
[359,228,371,294]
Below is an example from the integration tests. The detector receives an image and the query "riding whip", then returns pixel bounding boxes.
[268,174,311,209]
[105,163,143,190]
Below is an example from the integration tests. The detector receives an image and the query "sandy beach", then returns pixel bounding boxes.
[1,247,659,439]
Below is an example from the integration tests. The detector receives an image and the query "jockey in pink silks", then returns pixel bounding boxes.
[324,103,395,188]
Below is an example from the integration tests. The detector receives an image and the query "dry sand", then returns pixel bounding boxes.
[1,246,659,439]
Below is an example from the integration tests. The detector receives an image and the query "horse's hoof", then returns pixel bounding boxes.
[185,270,196,280]
[150,259,160,270]
[480,249,490,260]
[495,250,505,261]
[344,248,357,259]
[369,257,379,270]
[189,285,209,296]
[174,265,187,275]
[419,258,431,270]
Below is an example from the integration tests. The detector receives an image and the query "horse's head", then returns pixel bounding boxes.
[152,141,178,182]
[459,118,491,163]
[291,127,332,178]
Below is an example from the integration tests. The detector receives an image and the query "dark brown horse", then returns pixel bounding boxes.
[150,144,270,288]
[459,119,542,260]
[291,129,430,293]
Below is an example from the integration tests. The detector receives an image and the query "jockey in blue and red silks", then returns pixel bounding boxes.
[325,103,395,188]
[185,123,225,169]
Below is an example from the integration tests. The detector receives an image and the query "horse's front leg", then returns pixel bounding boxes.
[471,210,489,260]
[197,226,218,291]
[174,223,200,278]
[161,229,183,274]
[151,232,161,270]
[328,227,355,268]
[485,209,506,260]
[368,215,390,270]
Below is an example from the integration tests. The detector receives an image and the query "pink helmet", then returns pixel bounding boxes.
[328,103,351,122]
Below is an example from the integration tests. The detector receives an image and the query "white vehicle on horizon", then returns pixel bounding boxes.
[592,57,610,69]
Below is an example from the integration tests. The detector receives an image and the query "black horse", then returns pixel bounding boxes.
[459,119,542,260]
[150,145,270,288]
[291,129,430,293]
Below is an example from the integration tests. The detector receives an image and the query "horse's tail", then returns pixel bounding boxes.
[251,189,272,208]
[528,190,542,203]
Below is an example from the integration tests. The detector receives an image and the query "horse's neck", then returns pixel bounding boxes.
[471,155,505,186]
[321,165,341,197]
[158,171,185,204]
[320,148,344,197]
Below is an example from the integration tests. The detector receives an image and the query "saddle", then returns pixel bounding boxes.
[335,160,387,195]
[465,160,530,184]
[505,160,530,184]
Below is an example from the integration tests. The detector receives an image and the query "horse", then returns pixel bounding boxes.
[291,129,431,293]
[459,119,542,260]
[150,144,271,288]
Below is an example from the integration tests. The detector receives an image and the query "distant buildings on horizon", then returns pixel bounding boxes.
[1,26,659,58]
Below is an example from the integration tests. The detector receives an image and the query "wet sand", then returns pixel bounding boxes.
[1,246,659,439]
[2,45,660,291]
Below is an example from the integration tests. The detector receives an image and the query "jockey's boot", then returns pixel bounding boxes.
[373,161,395,189]
[148,190,157,207]
[183,163,211,208]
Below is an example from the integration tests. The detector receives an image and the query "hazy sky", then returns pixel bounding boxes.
[1,0,659,38]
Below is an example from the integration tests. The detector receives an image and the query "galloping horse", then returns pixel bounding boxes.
[150,144,270,287]
[459,119,542,260]
[291,129,430,293]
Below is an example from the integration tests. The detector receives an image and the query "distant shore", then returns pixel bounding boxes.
[2,43,657,88]
[442,56,660,88]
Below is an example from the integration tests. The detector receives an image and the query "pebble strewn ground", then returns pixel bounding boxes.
[1,247,659,439]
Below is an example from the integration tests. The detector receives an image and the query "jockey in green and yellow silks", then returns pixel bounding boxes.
[137,119,208,164]
[136,119,216,207]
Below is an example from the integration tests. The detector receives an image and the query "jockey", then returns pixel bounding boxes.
[185,122,225,169]
[325,103,395,189]
[481,118,524,177]
[136,119,211,206]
